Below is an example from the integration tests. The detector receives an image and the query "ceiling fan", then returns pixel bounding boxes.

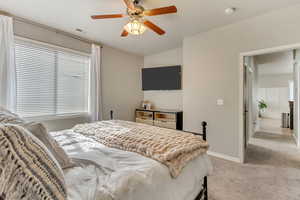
[91,0,177,37]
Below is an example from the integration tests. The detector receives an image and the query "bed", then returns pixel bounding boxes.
[0,107,212,200]
[50,121,212,200]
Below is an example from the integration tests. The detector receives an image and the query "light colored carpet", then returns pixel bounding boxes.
[253,131,294,144]
[257,117,292,135]
[208,155,300,200]
[208,130,300,200]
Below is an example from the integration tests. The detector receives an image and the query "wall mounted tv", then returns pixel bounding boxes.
[142,66,182,91]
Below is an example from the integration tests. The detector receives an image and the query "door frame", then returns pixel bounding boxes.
[244,59,255,148]
[239,43,300,163]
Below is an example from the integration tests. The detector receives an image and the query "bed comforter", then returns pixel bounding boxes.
[51,128,213,200]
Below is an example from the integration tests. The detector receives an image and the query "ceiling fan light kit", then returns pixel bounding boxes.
[91,0,177,37]
[124,19,147,35]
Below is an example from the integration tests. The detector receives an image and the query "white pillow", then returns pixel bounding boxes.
[24,122,75,169]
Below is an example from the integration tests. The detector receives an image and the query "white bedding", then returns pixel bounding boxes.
[51,129,213,200]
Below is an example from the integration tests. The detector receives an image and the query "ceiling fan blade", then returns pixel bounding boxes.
[121,30,129,37]
[123,0,135,10]
[143,20,165,35]
[0,10,11,16]
[144,6,177,16]
[91,14,124,19]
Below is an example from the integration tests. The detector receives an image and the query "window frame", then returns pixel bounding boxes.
[14,36,92,121]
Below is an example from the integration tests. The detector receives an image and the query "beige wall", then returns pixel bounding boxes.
[101,45,143,121]
[14,20,91,54]
[258,74,293,88]
[13,19,144,131]
[143,48,183,110]
[41,116,90,132]
[255,51,293,75]
[183,5,300,159]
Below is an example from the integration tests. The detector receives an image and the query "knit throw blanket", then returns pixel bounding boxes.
[0,124,67,200]
[73,120,209,178]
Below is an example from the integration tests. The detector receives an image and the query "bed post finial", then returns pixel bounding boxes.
[110,110,114,120]
[201,121,207,141]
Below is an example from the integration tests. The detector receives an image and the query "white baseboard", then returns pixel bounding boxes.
[207,151,241,163]
[292,133,300,148]
[292,133,297,143]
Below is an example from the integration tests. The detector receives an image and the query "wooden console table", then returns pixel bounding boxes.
[135,108,183,130]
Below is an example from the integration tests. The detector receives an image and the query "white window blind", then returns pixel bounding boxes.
[15,39,90,118]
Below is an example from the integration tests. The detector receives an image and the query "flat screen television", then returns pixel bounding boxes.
[142,66,181,91]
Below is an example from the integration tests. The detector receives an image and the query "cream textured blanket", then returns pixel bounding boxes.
[0,124,67,200]
[73,120,209,178]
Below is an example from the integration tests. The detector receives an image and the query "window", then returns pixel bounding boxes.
[15,38,91,118]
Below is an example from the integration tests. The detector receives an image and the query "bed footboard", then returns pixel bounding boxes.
[195,175,208,200]
[111,112,209,200]
[197,121,208,200]
[185,121,208,200]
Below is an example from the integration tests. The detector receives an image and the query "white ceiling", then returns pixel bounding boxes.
[1,0,300,55]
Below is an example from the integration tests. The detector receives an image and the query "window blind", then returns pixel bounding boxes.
[15,39,90,118]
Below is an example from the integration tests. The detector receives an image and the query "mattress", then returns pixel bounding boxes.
[51,129,213,200]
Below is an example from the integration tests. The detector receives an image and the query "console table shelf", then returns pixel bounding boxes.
[135,108,183,130]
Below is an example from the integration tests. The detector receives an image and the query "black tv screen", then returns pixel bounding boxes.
[142,66,181,90]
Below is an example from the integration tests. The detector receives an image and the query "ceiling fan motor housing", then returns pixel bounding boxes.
[127,5,144,18]
[133,0,141,5]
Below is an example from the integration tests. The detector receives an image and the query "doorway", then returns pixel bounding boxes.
[239,45,300,163]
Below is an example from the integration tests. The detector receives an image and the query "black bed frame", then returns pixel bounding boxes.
[182,122,208,200]
[194,121,208,200]
[110,111,208,200]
